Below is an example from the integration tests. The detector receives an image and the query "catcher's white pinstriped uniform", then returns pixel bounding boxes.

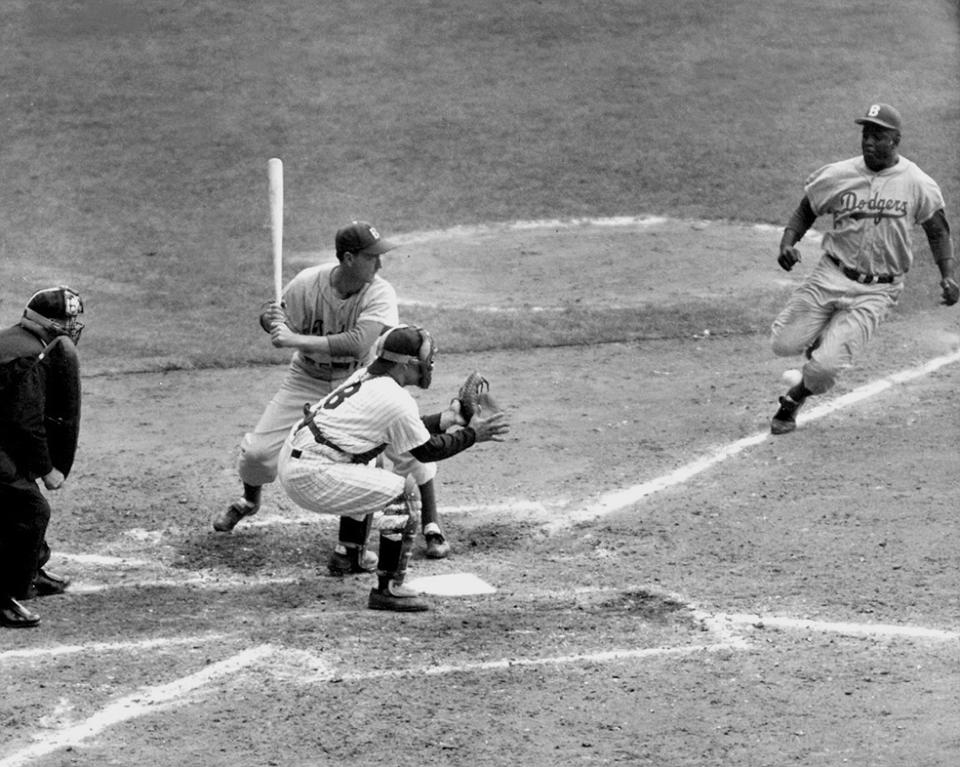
[238,263,398,487]
[278,371,437,517]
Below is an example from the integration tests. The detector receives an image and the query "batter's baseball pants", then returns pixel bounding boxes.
[237,367,338,487]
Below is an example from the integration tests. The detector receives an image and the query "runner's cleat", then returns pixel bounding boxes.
[770,395,804,435]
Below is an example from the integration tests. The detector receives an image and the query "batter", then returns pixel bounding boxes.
[769,102,958,434]
[214,221,399,536]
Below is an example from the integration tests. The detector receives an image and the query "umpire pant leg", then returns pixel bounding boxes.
[0,479,51,599]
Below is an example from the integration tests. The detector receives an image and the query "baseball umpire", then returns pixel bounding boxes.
[1,286,84,628]
[277,325,510,612]
[769,102,958,434]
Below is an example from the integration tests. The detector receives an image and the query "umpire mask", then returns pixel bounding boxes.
[24,286,85,344]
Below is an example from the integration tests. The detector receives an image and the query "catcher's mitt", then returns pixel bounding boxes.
[457,371,501,422]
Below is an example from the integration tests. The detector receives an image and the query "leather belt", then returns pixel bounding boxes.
[289,444,354,463]
[294,406,386,465]
[290,441,384,465]
[826,253,896,284]
[301,359,359,382]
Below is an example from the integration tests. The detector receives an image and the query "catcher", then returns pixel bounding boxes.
[0,286,84,629]
[277,325,509,612]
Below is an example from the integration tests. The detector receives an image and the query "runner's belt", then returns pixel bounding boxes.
[825,253,896,285]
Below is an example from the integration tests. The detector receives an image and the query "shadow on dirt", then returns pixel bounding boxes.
[171,527,332,575]
[596,589,692,623]
[460,519,545,553]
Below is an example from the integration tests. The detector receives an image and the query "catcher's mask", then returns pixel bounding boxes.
[374,325,435,389]
[23,285,85,344]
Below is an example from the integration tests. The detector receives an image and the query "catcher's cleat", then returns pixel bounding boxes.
[423,523,450,559]
[24,568,70,599]
[213,499,259,532]
[368,581,430,612]
[1,597,40,629]
[327,546,378,576]
[770,395,804,435]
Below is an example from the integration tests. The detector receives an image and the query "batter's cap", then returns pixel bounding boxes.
[854,103,902,132]
[335,221,397,257]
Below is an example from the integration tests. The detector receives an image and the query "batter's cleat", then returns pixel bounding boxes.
[213,499,259,532]
[423,523,450,559]
[770,395,804,435]
[368,581,430,612]
[327,547,378,576]
[1,597,40,628]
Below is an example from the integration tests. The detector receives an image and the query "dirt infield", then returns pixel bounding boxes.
[3,221,960,766]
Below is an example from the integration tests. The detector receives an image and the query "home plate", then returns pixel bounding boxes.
[405,572,496,596]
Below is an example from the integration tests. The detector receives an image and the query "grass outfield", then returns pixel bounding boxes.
[0,0,956,368]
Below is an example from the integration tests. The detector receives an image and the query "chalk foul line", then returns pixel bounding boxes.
[721,613,959,641]
[549,347,960,531]
[4,596,955,767]
[0,633,227,662]
[0,645,275,767]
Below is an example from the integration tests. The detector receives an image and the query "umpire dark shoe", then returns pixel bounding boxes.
[368,582,430,612]
[770,395,804,435]
[1,597,41,628]
[213,499,259,532]
[26,568,71,599]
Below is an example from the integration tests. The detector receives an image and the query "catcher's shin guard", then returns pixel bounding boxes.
[376,493,420,589]
[328,513,375,575]
[338,513,374,546]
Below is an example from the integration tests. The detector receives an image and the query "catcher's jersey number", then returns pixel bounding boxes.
[321,380,362,410]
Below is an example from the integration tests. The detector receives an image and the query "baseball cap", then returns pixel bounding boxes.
[854,103,902,131]
[335,221,397,257]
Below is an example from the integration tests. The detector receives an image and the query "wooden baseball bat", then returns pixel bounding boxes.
[268,158,284,305]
